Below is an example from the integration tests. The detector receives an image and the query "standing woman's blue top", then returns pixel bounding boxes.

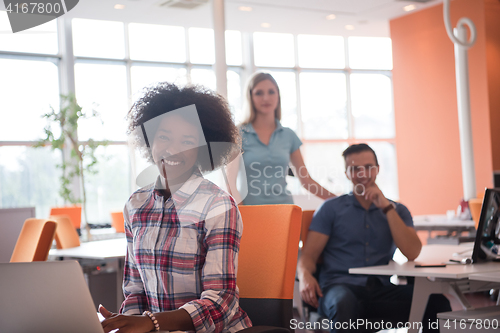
[240,119,302,205]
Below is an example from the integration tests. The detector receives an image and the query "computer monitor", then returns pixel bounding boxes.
[472,188,500,263]
[0,207,36,263]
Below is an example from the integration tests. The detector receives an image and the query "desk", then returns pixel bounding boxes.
[413,215,476,244]
[49,238,126,259]
[88,227,126,241]
[349,245,500,333]
[49,238,127,312]
[469,272,500,283]
[469,272,500,306]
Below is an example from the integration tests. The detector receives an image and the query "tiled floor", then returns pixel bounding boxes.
[293,291,498,333]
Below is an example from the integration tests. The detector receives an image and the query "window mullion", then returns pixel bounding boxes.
[294,35,303,139]
[123,22,136,195]
[185,28,193,83]
[241,32,254,91]
[58,17,81,205]
[344,37,354,140]
[58,17,75,95]
[124,22,132,107]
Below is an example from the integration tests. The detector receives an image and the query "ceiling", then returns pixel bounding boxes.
[1,0,444,37]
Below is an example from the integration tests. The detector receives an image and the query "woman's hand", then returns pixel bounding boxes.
[99,305,154,333]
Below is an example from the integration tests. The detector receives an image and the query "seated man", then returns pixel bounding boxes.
[297,143,451,333]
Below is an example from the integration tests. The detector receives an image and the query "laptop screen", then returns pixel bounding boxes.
[0,261,105,333]
[472,188,500,263]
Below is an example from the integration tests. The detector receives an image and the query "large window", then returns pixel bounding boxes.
[0,12,398,224]
[0,146,62,218]
[0,12,58,54]
[70,19,244,224]
[0,15,245,224]
[299,72,348,140]
[0,12,62,217]
[128,23,186,63]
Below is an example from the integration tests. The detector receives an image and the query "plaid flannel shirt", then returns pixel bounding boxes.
[120,170,251,333]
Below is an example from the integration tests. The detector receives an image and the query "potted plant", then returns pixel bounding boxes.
[35,93,107,238]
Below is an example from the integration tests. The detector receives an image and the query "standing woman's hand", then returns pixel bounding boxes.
[100,305,154,333]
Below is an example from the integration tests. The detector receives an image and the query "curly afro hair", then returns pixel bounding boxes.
[128,82,241,172]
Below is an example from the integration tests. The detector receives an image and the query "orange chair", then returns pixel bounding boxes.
[50,206,82,230]
[237,204,302,329]
[10,219,57,262]
[298,210,322,322]
[49,215,81,249]
[300,210,315,246]
[110,211,125,233]
[469,198,483,229]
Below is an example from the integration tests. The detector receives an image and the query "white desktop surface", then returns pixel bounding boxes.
[468,271,500,283]
[350,243,498,279]
[49,238,126,260]
[349,244,500,333]
[411,244,472,263]
[413,215,475,228]
[350,260,500,279]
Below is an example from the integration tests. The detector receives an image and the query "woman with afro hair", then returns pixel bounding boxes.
[99,83,251,333]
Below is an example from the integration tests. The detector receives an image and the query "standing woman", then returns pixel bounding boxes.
[229,72,336,205]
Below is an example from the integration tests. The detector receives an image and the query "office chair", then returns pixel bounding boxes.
[237,204,302,332]
[468,198,483,229]
[297,210,324,323]
[10,218,57,262]
[110,211,125,233]
[50,214,81,249]
[50,206,82,230]
[300,210,315,247]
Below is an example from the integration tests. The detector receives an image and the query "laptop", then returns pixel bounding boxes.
[0,261,105,333]
[472,188,500,263]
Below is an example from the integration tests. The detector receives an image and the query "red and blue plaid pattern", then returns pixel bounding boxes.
[120,171,251,333]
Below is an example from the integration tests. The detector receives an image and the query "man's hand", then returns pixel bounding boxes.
[363,185,422,260]
[99,305,153,333]
[363,184,390,208]
[299,272,323,308]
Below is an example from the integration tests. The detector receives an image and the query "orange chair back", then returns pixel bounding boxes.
[110,211,125,233]
[300,210,315,244]
[238,204,302,300]
[468,198,483,229]
[10,219,57,262]
[50,206,82,229]
[50,215,81,249]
